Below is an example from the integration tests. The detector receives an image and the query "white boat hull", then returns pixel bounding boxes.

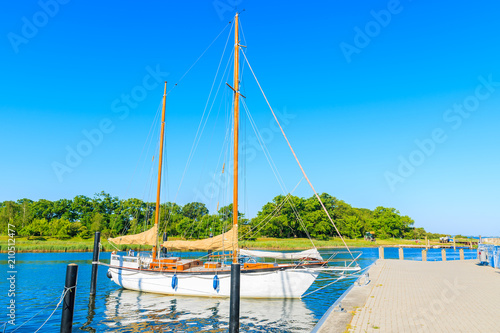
[108,260,320,298]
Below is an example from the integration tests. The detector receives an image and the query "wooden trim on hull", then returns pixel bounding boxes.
[105,262,327,276]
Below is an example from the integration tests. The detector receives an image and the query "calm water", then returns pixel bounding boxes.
[0,247,477,332]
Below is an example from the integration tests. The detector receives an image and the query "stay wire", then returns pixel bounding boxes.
[165,21,232,97]
[173,21,234,212]
[241,51,358,264]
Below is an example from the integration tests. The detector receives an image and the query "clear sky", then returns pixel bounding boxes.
[1,0,499,236]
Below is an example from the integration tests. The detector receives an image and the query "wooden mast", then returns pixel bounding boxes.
[154,81,167,260]
[232,13,240,264]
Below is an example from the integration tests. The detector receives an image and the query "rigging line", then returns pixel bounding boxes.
[242,51,357,263]
[239,177,304,241]
[301,276,346,299]
[124,99,163,198]
[191,27,234,181]
[206,100,233,213]
[284,194,315,246]
[241,99,316,247]
[241,99,286,192]
[181,102,233,240]
[115,100,162,234]
[239,192,290,241]
[165,21,232,97]
[31,286,75,333]
[118,100,162,236]
[194,50,234,193]
[207,99,232,220]
[173,27,235,206]
[8,291,64,333]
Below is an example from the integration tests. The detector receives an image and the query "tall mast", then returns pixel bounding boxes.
[232,13,240,263]
[154,82,167,255]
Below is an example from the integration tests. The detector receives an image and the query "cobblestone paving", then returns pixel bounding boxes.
[347,259,500,333]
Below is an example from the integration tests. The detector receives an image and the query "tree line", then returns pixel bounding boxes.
[0,191,437,240]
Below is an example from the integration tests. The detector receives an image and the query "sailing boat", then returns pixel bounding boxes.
[105,13,359,298]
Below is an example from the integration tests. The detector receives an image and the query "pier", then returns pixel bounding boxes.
[314,259,500,332]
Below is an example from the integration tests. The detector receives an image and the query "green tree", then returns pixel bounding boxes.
[90,212,105,232]
[21,218,49,236]
[181,202,209,221]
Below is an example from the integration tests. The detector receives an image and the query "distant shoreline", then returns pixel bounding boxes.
[0,236,476,253]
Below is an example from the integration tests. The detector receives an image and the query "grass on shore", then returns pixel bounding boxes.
[0,235,469,253]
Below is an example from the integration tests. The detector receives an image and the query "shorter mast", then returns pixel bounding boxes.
[154,82,168,258]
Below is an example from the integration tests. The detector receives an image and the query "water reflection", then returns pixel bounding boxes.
[80,295,97,332]
[103,289,315,332]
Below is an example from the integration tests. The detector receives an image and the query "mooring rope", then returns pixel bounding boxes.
[8,286,76,333]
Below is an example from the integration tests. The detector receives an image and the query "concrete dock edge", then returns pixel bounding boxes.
[311,260,381,333]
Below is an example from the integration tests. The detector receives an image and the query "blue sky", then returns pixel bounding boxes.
[1,0,499,236]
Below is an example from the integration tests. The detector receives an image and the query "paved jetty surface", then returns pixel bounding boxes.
[317,259,500,333]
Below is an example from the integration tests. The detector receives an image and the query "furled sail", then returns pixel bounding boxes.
[239,248,323,261]
[108,224,158,246]
[162,226,238,252]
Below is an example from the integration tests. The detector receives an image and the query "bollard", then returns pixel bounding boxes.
[90,232,100,296]
[399,247,404,260]
[441,248,447,261]
[379,246,384,259]
[229,263,240,333]
[422,249,427,261]
[61,264,78,333]
[459,248,464,260]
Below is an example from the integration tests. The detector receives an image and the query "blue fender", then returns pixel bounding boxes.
[213,275,219,291]
[171,273,178,290]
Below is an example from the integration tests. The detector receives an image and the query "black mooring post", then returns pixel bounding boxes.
[90,231,100,296]
[61,263,78,333]
[229,262,240,333]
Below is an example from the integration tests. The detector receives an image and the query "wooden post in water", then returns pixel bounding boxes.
[422,249,427,261]
[399,247,404,260]
[453,237,456,251]
[379,246,384,259]
[229,263,241,333]
[441,248,447,261]
[459,248,464,260]
[61,263,78,333]
[90,231,100,296]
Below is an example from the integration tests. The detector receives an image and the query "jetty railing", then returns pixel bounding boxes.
[378,246,478,262]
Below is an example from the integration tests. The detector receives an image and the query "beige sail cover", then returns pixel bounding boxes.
[162,225,238,252]
[108,224,157,246]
